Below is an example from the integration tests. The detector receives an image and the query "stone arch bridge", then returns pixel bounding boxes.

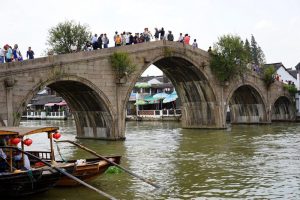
[0,41,295,140]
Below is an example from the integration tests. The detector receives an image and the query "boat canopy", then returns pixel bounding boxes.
[0,127,59,137]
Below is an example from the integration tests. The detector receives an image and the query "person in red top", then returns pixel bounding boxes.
[184,34,190,45]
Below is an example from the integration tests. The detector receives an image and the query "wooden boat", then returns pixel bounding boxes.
[0,127,61,197]
[0,126,121,187]
[52,156,121,186]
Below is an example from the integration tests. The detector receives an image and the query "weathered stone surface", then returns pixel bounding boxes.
[0,41,294,139]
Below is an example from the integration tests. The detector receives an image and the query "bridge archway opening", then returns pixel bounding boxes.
[128,56,222,128]
[272,96,295,121]
[48,81,113,138]
[45,80,114,139]
[228,85,267,124]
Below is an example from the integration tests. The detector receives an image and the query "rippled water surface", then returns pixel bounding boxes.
[20,120,300,200]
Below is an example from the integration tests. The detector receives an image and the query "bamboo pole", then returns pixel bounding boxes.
[56,140,160,189]
[3,146,118,200]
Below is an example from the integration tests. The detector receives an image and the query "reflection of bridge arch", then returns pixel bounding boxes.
[16,75,117,139]
[226,84,267,123]
[271,96,295,121]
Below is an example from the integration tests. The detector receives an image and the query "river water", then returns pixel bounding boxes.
[20,120,300,200]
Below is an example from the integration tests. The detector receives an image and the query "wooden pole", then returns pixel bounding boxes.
[56,140,160,189]
[4,146,118,200]
[48,132,55,163]
[21,137,25,169]
[9,148,13,172]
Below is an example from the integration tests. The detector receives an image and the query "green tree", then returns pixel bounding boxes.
[283,84,297,96]
[47,20,91,54]
[244,38,252,63]
[250,35,266,66]
[210,34,247,83]
[261,64,275,88]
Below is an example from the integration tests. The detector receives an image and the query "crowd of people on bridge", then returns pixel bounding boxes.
[81,27,198,52]
[0,44,34,64]
[0,27,198,64]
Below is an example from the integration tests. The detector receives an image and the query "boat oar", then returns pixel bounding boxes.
[56,140,160,189]
[5,146,118,200]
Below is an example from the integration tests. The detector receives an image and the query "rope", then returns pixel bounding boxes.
[56,143,67,163]
[27,170,36,189]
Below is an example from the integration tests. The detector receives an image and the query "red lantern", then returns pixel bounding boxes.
[53,132,61,139]
[24,138,33,146]
[11,137,21,145]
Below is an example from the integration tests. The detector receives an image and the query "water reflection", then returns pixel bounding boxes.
[20,120,300,199]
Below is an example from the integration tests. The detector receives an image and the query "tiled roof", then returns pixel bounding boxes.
[31,95,63,106]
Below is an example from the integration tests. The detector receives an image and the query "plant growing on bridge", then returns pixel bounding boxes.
[261,65,275,88]
[209,34,247,83]
[110,51,136,79]
[283,84,297,96]
[47,20,91,54]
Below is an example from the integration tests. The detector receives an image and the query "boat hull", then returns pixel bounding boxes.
[0,168,60,197]
[56,156,121,186]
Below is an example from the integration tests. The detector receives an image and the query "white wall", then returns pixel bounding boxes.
[277,66,300,118]
[276,66,297,85]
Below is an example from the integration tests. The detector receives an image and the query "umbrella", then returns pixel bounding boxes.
[135,82,151,88]
[153,92,169,100]
[144,95,160,104]
[163,93,178,103]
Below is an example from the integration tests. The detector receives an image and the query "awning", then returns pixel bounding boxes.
[163,92,178,103]
[144,95,160,104]
[135,82,151,88]
[134,99,148,105]
[153,92,169,100]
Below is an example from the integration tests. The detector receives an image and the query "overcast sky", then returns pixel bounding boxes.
[1,0,300,76]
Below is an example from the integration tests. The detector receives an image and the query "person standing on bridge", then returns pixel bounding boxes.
[184,34,190,45]
[167,31,174,41]
[113,31,118,47]
[4,45,13,63]
[177,33,184,43]
[154,28,159,41]
[0,47,5,63]
[13,44,23,61]
[91,34,99,50]
[115,34,122,46]
[26,47,34,59]
[102,34,109,48]
[98,34,103,49]
[192,39,198,49]
[159,27,165,40]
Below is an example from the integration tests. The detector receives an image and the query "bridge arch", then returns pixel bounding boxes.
[271,96,295,121]
[16,75,117,139]
[125,53,224,128]
[226,84,268,124]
